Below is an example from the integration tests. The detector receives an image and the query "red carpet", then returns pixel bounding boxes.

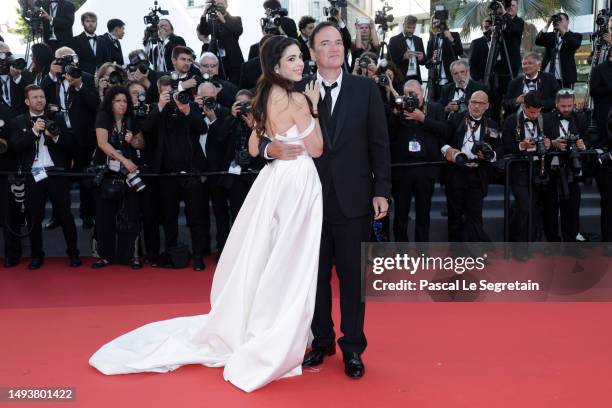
[1,258,610,407]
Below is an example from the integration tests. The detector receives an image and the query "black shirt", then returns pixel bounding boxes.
[93,110,139,165]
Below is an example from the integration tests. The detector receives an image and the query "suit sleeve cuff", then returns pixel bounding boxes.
[441,144,451,156]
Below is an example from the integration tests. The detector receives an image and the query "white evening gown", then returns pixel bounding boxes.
[89,119,323,392]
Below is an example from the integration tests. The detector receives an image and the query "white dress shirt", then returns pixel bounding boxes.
[317,69,343,113]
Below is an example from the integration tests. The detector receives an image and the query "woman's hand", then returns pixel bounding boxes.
[122,159,138,173]
[303,81,320,108]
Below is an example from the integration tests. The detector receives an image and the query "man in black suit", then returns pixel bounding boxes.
[99,19,125,66]
[389,80,446,242]
[199,52,238,108]
[260,22,391,379]
[388,15,426,84]
[425,15,463,101]
[239,35,273,92]
[443,90,501,242]
[298,16,316,63]
[0,43,33,116]
[468,18,493,84]
[197,0,244,86]
[502,91,552,259]
[9,84,81,269]
[262,0,298,38]
[72,12,109,75]
[126,50,164,103]
[535,13,582,89]
[503,52,560,116]
[440,59,488,120]
[151,19,186,73]
[40,0,75,51]
[41,46,99,228]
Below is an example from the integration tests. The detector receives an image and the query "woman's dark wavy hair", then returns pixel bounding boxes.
[31,43,54,76]
[100,85,134,118]
[252,35,315,139]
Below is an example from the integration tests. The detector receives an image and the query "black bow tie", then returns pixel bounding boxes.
[404,34,413,40]
[87,35,96,40]
[525,77,538,85]
[468,116,482,126]
[525,118,537,126]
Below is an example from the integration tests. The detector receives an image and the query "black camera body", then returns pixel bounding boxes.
[55,55,82,79]
[324,0,348,21]
[143,0,169,45]
[134,92,149,117]
[377,74,389,87]
[170,73,201,105]
[564,133,582,174]
[0,119,8,155]
[202,96,218,112]
[108,70,124,86]
[236,101,252,118]
[453,96,468,113]
[128,52,149,74]
[471,140,495,161]
[488,0,512,12]
[358,57,371,70]
[375,3,394,32]
[551,13,563,25]
[394,92,419,114]
[206,0,227,17]
[0,52,27,75]
[433,5,449,31]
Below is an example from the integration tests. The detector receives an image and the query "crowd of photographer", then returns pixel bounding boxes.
[0,0,611,268]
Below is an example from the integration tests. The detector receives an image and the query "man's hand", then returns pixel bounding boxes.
[404,109,425,122]
[544,138,551,150]
[577,139,586,151]
[445,101,459,113]
[32,118,46,135]
[552,137,567,151]
[403,49,414,60]
[266,139,305,160]
[546,16,553,28]
[519,139,535,151]
[203,105,217,121]
[122,159,138,173]
[373,197,389,220]
[445,147,459,162]
[516,94,525,105]
[497,2,506,14]
[158,90,172,111]
[181,78,198,91]
[217,12,226,24]
[242,112,254,128]
[230,100,241,118]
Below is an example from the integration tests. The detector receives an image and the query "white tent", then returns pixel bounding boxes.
[73,0,202,62]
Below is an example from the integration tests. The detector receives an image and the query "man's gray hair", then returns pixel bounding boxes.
[55,46,76,58]
[450,59,469,72]
[522,51,542,63]
[200,52,219,64]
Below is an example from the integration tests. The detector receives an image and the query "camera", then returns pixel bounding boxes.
[374,2,394,32]
[119,166,146,192]
[143,0,169,45]
[0,52,27,75]
[201,73,220,87]
[37,104,61,137]
[324,0,347,21]
[54,55,82,79]
[433,5,449,31]
[261,7,288,35]
[551,13,563,25]
[202,96,218,111]
[128,53,149,74]
[471,140,495,161]
[170,72,200,105]
[376,74,389,87]
[236,101,252,118]
[593,9,612,41]
[206,0,227,17]
[134,92,149,117]
[565,133,582,174]
[488,0,512,12]
[453,96,468,113]
[21,0,45,33]
[394,92,419,114]
[450,150,469,166]
[108,70,124,86]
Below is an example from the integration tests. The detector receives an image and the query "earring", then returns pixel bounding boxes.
[275,69,280,74]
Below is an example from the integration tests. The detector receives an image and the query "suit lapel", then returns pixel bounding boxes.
[317,99,332,149]
[331,72,351,147]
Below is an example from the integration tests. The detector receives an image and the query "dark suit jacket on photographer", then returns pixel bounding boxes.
[40,71,99,149]
[141,102,207,173]
[502,71,560,115]
[389,33,426,82]
[198,13,244,80]
[98,33,124,66]
[501,13,525,77]
[239,57,261,92]
[152,34,187,72]
[71,32,111,75]
[388,101,446,179]
[426,31,464,80]
[535,30,582,87]
[439,80,488,113]
[219,115,264,188]
[203,104,230,174]
[588,59,612,147]
[42,0,75,49]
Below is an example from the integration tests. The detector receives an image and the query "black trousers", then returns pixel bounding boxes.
[94,186,141,263]
[445,166,490,242]
[141,177,161,259]
[206,176,231,253]
[311,189,370,354]
[391,168,435,242]
[0,175,23,260]
[159,177,206,257]
[71,145,95,220]
[510,165,544,242]
[542,169,581,242]
[25,175,78,258]
[489,74,512,123]
[595,165,612,242]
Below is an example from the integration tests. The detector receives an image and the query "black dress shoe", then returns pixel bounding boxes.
[91,259,110,269]
[28,257,44,270]
[4,257,20,268]
[44,218,60,229]
[130,259,143,270]
[69,255,82,267]
[302,343,335,367]
[343,352,365,379]
[193,257,206,271]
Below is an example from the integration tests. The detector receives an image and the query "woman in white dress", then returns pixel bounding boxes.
[89,36,325,393]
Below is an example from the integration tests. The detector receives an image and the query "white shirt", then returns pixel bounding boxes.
[30,113,56,168]
[0,74,22,106]
[157,38,170,72]
[441,116,497,165]
[86,32,97,54]
[47,72,82,128]
[317,69,343,113]
[199,116,216,158]
[404,35,417,77]
[453,80,469,101]
[521,119,538,152]
[523,73,539,94]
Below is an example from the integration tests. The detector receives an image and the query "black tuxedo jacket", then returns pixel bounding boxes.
[0,102,18,171]
[426,32,464,78]
[542,111,588,141]
[501,14,525,77]
[152,34,186,72]
[589,60,612,146]
[446,111,501,194]
[71,32,110,74]
[502,71,560,115]
[535,30,582,86]
[389,33,426,82]
[439,80,488,109]
[468,36,489,82]
[239,57,262,92]
[40,72,99,149]
[9,113,72,170]
[204,106,230,173]
[298,34,311,62]
[198,14,245,69]
[42,0,75,47]
[98,33,124,66]
[247,42,259,60]
[0,72,33,116]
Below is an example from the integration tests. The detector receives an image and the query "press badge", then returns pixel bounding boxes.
[409,140,421,153]
[219,48,226,58]
[32,167,48,183]
[109,159,121,172]
[228,160,242,175]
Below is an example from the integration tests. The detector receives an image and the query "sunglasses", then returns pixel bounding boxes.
[558,89,575,96]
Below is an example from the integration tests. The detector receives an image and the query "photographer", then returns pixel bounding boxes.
[199,52,238,108]
[30,43,54,86]
[352,51,378,78]
[502,91,552,259]
[169,46,203,97]
[239,34,273,92]
[389,15,426,84]
[41,46,99,229]
[9,84,80,269]
[324,2,353,70]
[541,90,587,245]
[351,18,380,71]
[152,19,186,73]
[503,52,559,116]
[141,75,207,271]
[126,50,163,103]
[425,9,464,102]
[40,0,75,51]
[196,82,230,257]
[298,16,316,63]
[443,91,501,242]
[99,19,126,66]
[197,0,244,86]
[92,85,145,269]
[0,42,33,116]
[262,0,298,38]
[96,62,127,99]
[72,12,109,75]
[389,80,446,242]
[535,13,582,89]
[220,90,263,219]
[440,59,487,120]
